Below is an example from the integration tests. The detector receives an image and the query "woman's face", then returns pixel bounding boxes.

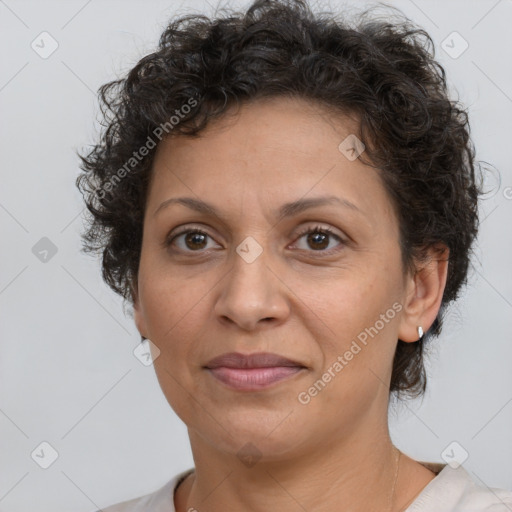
[134,96,415,460]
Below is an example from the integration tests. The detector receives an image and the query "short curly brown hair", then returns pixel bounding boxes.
[76,0,481,401]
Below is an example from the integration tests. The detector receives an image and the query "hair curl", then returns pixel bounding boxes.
[76,0,482,401]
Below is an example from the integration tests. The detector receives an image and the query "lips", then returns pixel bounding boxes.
[204,352,307,391]
[204,352,306,369]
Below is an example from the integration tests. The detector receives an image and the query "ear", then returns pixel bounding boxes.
[131,281,148,340]
[398,244,449,342]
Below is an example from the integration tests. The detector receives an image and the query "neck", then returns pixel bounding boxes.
[176,420,403,512]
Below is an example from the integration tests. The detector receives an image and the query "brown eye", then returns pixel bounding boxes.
[166,229,217,252]
[293,225,345,253]
[165,225,345,255]
[183,231,208,250]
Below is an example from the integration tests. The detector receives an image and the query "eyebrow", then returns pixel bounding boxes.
[153,195,363,222]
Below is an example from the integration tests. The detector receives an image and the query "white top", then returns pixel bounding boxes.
[95,462,512,512]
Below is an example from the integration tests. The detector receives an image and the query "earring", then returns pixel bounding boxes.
[417,326,424,339]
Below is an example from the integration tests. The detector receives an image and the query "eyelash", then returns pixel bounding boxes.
[165,224,346,256]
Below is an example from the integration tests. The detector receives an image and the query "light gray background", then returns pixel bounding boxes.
[0,0,511,511]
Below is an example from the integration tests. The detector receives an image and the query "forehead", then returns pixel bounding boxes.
[154,95,361,162]
[147,96,396,228]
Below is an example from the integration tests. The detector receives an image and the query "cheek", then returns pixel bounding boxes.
[139,269,209,418]
[299,271,400,392]
[298,270,392,339]
[142,282,205,346]
[138,267,220,389]
[137,246,208,337]
[295,279,398,422]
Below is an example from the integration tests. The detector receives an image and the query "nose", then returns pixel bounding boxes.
[213,246,290,331]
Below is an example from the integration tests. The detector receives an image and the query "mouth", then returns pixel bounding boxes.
[204,352,307,391]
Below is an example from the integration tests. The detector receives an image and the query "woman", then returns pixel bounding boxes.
[76,0,512,510]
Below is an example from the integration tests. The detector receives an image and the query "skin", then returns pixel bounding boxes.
[133,96,449,512]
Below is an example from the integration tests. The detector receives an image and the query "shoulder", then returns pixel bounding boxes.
[407,462,512,512]
[91,468,194,512]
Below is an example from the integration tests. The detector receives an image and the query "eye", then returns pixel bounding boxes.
[292,224,345,254]
[165,224,346,255]
[166,228,219,252]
